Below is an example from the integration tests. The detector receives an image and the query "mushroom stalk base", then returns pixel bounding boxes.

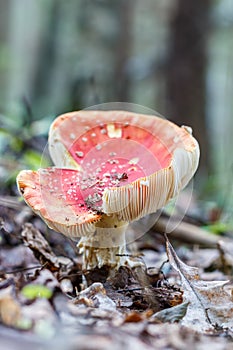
[78,240,128,270]
[77,218,142,270]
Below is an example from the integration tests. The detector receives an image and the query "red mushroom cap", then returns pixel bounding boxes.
[49,110,199,222]
[17,110,199,238]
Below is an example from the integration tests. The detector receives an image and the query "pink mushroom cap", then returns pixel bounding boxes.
[17,110,200,238]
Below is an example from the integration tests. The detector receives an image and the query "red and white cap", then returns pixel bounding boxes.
[17,110,200,239]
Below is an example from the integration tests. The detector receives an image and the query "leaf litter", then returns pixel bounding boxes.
[1,199,233,349]
[165,234,233,332]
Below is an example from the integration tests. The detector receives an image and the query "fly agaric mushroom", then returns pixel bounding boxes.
[17,110,200,270]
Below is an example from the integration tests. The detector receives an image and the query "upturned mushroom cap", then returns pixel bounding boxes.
[49,110,199,222]
[17,110,199,238]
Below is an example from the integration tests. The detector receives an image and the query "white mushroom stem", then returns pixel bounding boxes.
[77,215,141,270]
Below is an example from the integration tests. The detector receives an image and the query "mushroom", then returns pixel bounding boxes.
[17,110,200,270]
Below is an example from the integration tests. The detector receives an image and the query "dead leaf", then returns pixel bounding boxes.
[217,240,233,274]
[124,312,145,323]
[0,245,38,274]
[21,223,60,271]
[165,235,233,332]
[150,301,189,323]
[21,297,56,333]
[124,310,153,323]
[75,283,116,311]
[132,265,183,312]
[0,286,21,327]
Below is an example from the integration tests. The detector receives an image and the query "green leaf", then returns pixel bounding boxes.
[202,222,233,234]
[21,284,53,300]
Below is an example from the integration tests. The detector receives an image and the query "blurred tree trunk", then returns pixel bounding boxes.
[114,0,133,101]
[31,1,85,115]
[6,0,45,119]
[0,0,11,109]
[31,0,64,117]
[165,0,211,177]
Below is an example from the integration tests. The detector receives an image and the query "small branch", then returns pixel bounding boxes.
[116,287,144,293]
[0,264,45,277]
[153,216,227,247]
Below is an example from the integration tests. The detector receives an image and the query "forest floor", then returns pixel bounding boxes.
[1,195,233,350]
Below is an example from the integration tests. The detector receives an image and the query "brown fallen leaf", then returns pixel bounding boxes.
[131,265,183,312]
[124,310,153,323]
[0,286,21,327]
[21,223,60,271]
[217,240,233,275]
[165,235,233,332]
